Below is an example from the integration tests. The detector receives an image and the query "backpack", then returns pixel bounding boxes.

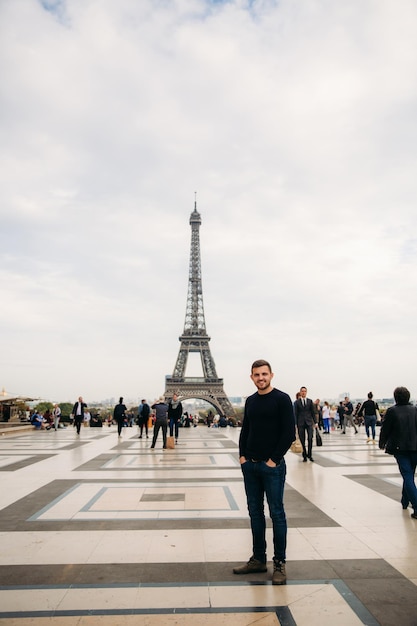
[141,403,150,419]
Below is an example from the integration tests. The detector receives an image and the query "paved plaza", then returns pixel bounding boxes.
[0,422,416,625]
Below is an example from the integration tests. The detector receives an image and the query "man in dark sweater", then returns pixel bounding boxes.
[233,359,295,585]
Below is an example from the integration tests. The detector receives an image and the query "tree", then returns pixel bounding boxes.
[35,401,53,414]
[59,402,73,417]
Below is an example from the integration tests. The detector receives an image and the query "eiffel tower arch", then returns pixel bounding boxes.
[164,201,235,418]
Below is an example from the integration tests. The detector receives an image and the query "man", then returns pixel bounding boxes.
[294,386,317,462]
[150,396,169,449]
[233,359,295,585]
[343,396,358,434]
[72,396,87,435]
[358,392,379,444]
[379,387,417,519]
[114,397,127,438]
[137,399,150,439]
[168,393,183,443]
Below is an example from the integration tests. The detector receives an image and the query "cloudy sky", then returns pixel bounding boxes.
[1,0,417,407]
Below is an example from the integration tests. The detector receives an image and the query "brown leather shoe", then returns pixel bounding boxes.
[233,556,267,575]
[272,561,287,585]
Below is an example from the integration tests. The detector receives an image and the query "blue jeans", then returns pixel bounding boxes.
[395,452,417,512]
[241,459,287,563]
[169,418,179,438]
[365,415,376,439]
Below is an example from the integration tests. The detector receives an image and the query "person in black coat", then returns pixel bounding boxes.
[379,387,417,519]
[114,397,127,438]
[168,393,183,443]
[137,399,150,439]
[72,396,87,435]
[294,386,318,462]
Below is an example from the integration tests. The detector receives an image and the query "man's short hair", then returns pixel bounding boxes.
[251,359,271,372]
[393,386,410,405]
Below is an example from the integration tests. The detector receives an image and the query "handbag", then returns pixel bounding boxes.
[166,436,175,449]
[315,430,323,447]
[290,438,303,453]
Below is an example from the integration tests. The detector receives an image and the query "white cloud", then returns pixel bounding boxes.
[1,0,417,406]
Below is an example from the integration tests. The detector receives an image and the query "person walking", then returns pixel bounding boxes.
[52,403,61,431]
[359,392,379,444]
[168,393,183,443]
[379,386,417,519]
[137,399,150,439]
[150,397,169,449]
[233,359,295,585]
[322,401,331,434]
[337,401,345,431]
[314,399,323,431]
[343,396,358,434]
[294,386,318,462]
[329,404,337,431]
[72,396,87,435]
[114,397,127,438]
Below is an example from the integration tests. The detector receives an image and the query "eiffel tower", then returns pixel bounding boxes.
[164,201,235,417]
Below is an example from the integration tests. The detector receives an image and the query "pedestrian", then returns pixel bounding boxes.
[52,403,61,431]
[353,403,363,428]
[379,387,417,519]
[294,386,318,462]
[150,396,169,449]
[72,396,87,435]
[329,404,337,430]
[233,359,295,585]
[83,409,91,428]
[322,401,331,434]
[168,393,183,443]
[314,399,323,431]
[137,399,150,439]
[114,397,127,438]
[358,393,379,444]
[337,401,345,431]
[343,396,358,434]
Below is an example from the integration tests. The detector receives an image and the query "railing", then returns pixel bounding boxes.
[165,377,224,384]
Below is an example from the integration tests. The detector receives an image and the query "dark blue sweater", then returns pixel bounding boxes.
[239,388,296,464]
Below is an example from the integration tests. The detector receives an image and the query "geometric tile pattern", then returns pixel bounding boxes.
[0,423,416,625]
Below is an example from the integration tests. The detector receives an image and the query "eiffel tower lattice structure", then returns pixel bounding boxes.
[164,202,235,418]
